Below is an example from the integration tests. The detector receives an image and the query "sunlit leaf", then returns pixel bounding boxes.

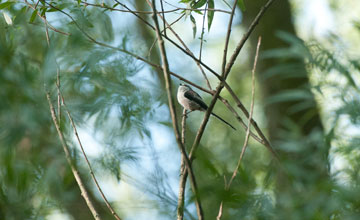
[190,14,196,38]
[3,12,12,25]
[192,0,207,9]
[29,9,37,23]
[207,0,214,31]
[238,0,246,11]
[0,1,14,9]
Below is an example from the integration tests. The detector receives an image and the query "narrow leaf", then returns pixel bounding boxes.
[0,2,14,9]
[29,9,37,23]
[3,12,12,25]
[238,0,246,11]
[207,0,214,31]
[192,0,207,9]
[190,14,197,39]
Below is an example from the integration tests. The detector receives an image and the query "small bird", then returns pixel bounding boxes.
[177,83,236,130]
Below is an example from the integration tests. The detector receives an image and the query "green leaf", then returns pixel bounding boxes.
[179,0,192,3]
[0,2,14,9]
[29,9,37,23]
[207,0,214,31]
[192,0,207,9]
[237,0,246,11]
[190,14,196,38]
[40,7,47,17]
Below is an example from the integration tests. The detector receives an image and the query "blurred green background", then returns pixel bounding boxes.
[1,0,360,219]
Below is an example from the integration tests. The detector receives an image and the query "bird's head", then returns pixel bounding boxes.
[178,83,191,92]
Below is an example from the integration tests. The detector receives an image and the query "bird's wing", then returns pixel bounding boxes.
[184,90,208,110]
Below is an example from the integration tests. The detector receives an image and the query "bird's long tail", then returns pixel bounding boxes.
[211,113,236,130]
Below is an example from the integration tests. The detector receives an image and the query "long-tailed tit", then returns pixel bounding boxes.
[177,84,236,130]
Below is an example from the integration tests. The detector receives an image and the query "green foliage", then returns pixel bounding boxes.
[261,30,360,219]
[0,1,159,218]
[1,0,360,219]
[207,0,214,31]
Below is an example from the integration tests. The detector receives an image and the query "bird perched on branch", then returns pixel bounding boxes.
[177,83,236,130]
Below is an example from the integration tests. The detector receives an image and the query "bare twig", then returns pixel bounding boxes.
[46,0,272,156]
[180,3,277,217]
[221,0,238,78]
[198,2,208,61]
[56,63,61,123]
[61,95,122,220]
[117,0,218,86]
[224,0,275,78]
[46,92,101,220]
[160,0,166,36]
[36,1,122,218]
[224,83,279,159]
[231,36,261,187]
[83,1,231,14]
[216,36,261,220]
[24,0,70,36]
[144,0,212,90]
[150,1,204,219]
[177,109,187,220]
[188,0,242,170]
[218,96,264,144]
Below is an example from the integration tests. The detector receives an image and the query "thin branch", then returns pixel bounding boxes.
[224,0,275,78]
[231,36,261,187]
[56,63,61,123]
[46,92,101,220]
[144,0,212,90]
[24,0,70,36]
[216,36,261,220]
[61,95,122,220]
[36,1,122,218]
[150,1,204,219]
[46,0,271,156]
[198,2,208,61]
[117,0,219,85]
[82,1,232,14]
[221,0,238,78]
[182,2,277,215]
[218,96,264,144]
[160,0,166,36]
[224,83,279,159]
[177,109,187,220]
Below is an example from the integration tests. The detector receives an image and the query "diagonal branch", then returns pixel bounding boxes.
[224,0,276,78]
[221,0,238,78]
[45,0,273,157]
[60,94,122,220]
[144,0,212,90]
[150,1,204,219]
[83,1,232,14]
[217,36,261,220]
[46,92,101,220]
